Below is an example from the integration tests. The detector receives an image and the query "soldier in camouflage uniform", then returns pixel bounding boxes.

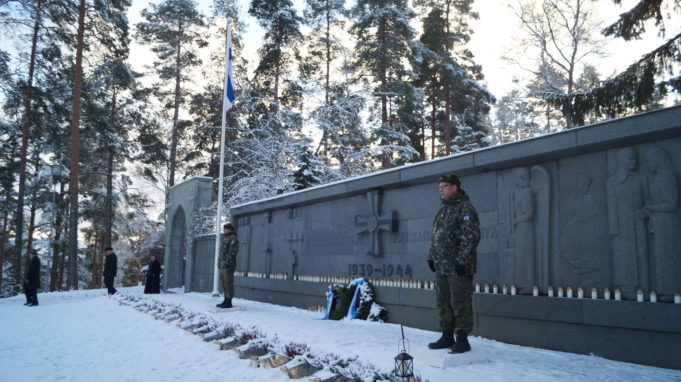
[217,223,239,308]
[426,173,480,353]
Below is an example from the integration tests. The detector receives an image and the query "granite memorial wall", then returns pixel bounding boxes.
[166,106,681,369]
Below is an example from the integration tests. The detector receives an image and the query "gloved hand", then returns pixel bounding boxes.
[454,262,466,276]
[427,260,435,272]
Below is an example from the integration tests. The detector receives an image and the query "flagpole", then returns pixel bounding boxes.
[212,17,233,296]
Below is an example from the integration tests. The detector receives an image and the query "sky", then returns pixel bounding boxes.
[2,286,680,381]
[127,0,681,100]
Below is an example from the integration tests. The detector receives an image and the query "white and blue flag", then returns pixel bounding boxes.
[223,19,235,112]
[213,18,236,296]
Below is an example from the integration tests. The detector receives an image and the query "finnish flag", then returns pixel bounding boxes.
[223,19,235,112]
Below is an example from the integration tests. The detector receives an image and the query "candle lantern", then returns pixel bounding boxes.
[394,324,414,379]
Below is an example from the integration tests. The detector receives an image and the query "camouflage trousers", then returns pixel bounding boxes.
[220,267,235,299]
[435,273,474,332]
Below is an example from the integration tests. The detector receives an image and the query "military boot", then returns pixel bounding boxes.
[216,298,227,308]
[223,298,233,308]
[428,330,454,349]
[449,330,471,354]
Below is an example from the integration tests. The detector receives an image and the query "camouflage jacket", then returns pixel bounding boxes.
[219,232,239,269]
[427,189,481,276]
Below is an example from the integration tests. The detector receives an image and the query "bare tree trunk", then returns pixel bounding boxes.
[67,0,86,290]
[50,182,65,291]
[431,98,436,159]
[419,122,425,161]
[378,15,392,169]
[58,226,66,290]
[99,238,105,288]
[444,84,452,155]
[325,1,331,106]
[443,0,453,155]
[26,153,40,253]
[58,193,68,290]
[314,4,332,159]
[26,187,38,253]
[0,197,10,291]
[274,62,280,108]
[106,89,116,248]
[91,236,98,288]
[168,22,183,189]
[15,0,44,282]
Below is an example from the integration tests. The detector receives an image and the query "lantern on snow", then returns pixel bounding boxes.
[394,324,414,379]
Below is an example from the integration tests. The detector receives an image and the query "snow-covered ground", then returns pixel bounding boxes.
[1,287,680,382]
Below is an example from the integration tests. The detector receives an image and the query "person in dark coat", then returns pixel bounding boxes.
[144,255,161,294]
[24,249,41,306]
[103,247,117,295]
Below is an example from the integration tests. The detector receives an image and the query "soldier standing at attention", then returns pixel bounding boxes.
[427,173,481,353]
[216,223,239,308]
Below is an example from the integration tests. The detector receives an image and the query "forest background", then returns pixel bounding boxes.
[0,0,679,295]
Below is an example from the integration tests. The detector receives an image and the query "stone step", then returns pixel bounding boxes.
[410,346,488,368]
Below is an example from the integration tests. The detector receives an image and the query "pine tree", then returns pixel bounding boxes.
[184,1,244,179]
[414,8,446,159]
[134,0,207,189]
[302,0,375,173]
[303,0,347,106]
[350,0,418,167]
[0,118,20,293]
[310,84,372,177]
[414,0,493,155]
[249,0,303,109]
[3,0,45,283]
[65,0,87,289]
[291,142,326,190]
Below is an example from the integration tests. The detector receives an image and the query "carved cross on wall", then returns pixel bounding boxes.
[354,190,399,257]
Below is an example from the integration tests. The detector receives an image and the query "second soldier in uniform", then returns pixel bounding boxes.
[216,223,239,308]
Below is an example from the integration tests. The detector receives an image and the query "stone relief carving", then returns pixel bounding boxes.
[354,190,399,257]
[640,147,681,296]
[531,166,551,289]
[511,168,535,289]
[607,147,649,296]
[561,176,602,285]
[507,166,550,291]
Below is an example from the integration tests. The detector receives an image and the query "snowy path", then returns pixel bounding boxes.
[0,289,287,382]
[1,287,680,382]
